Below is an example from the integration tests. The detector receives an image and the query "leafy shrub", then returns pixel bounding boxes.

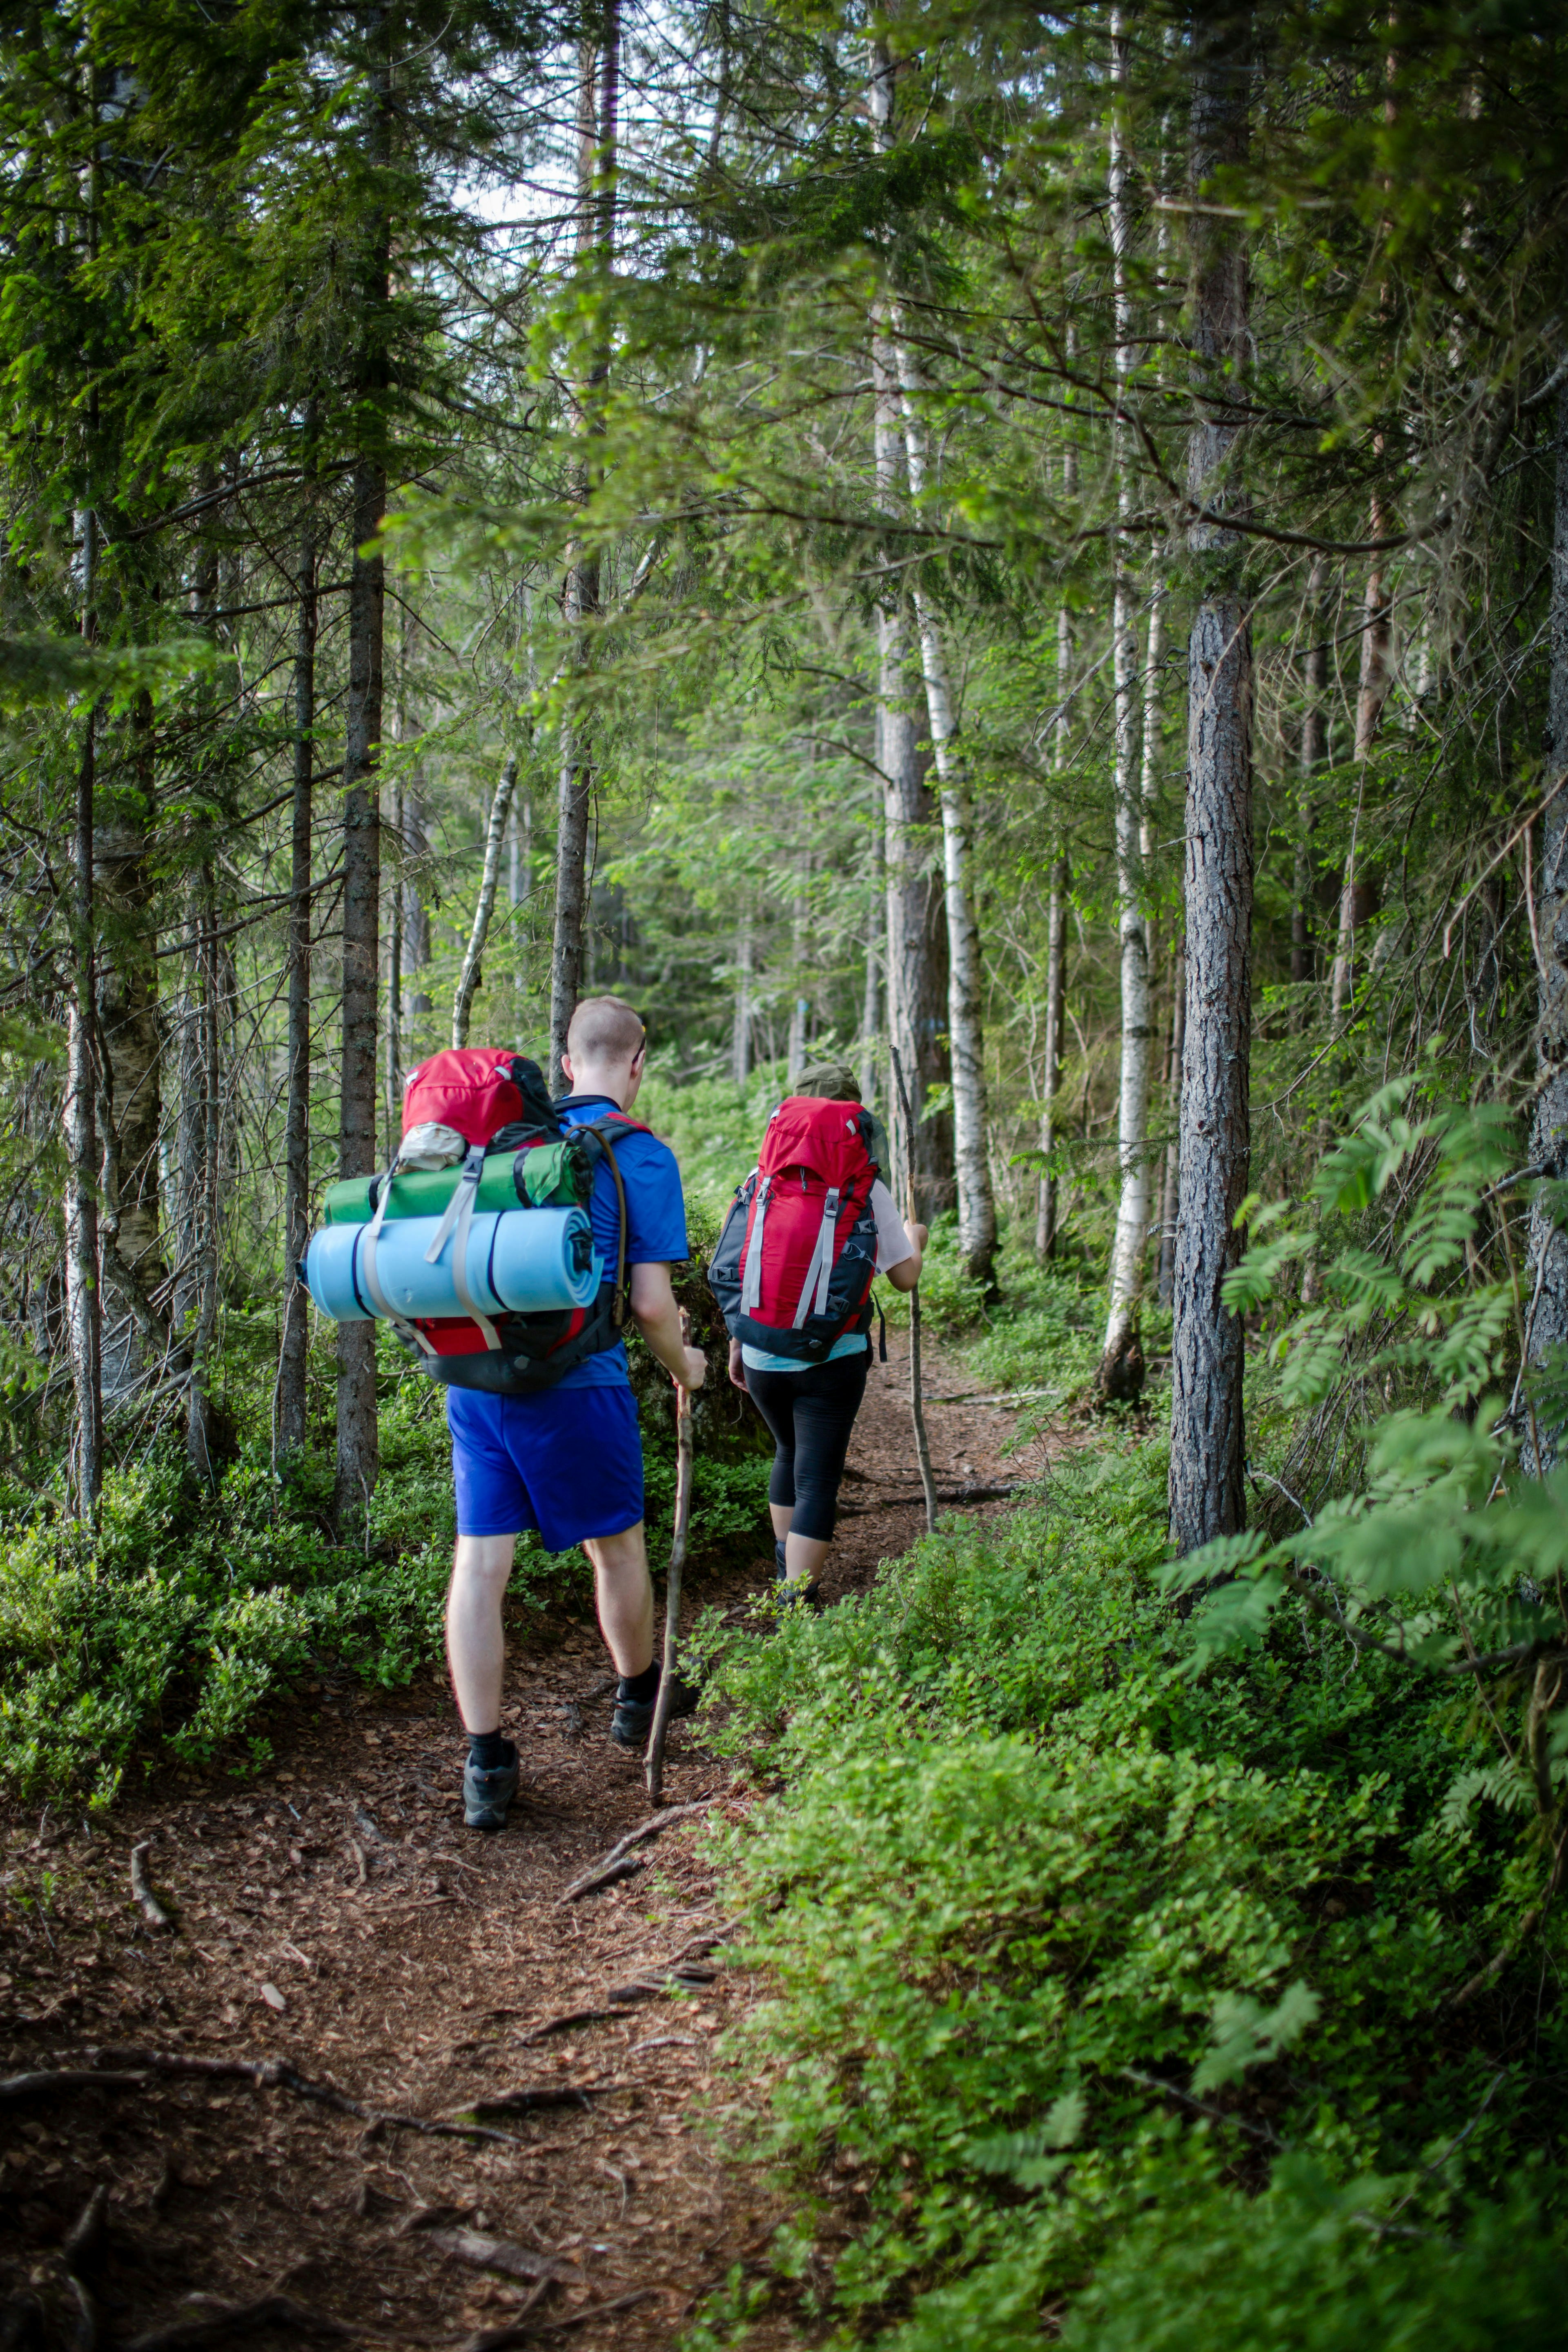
[697,1426,1568,2346]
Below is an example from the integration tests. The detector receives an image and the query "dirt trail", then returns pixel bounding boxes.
[0,1337,1047,2347]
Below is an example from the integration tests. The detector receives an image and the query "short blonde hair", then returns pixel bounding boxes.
[566,994,646,1068]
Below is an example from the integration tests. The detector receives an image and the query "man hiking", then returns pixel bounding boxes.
[443,996,706,1831]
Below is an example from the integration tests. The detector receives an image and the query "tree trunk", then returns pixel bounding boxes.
[786,868,810,1085]
[859,838,882,1112]
[185,880,221,1486]
[1156,940,1185,1305]
[1523,382,1568,1472]
[731,915,753,1086]
[65,614,102,1519]
[549,5,619,1095]
[96,688,162,1401]
[1101,10,1151,1398]
[454,752,519,1047]
[1037,848,1068,1260]
[276,519,314,1461]
[1330,492,1392,1025]
[892,346,998,1289]
[1169,10,1253,1556]
[334,452,385,1522]
[1292,553,1327,992]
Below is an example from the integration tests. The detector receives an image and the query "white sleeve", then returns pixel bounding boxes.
[870,1180,915,1274]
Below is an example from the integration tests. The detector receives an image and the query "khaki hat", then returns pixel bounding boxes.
[793,1062,891,1184]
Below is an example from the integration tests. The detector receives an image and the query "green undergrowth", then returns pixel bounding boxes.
[690,1434,1568,2350]
[0,1330,770,1808]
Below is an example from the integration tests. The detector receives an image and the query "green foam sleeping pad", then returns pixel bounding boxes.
[321,1139,586,1227]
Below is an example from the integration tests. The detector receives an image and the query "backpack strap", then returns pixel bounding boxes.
[357,1166,437,1357]
[423,1143,501,1351]
[792,1184,842,1327]
[578,1117,638,1329]
[739,1171,768,1314]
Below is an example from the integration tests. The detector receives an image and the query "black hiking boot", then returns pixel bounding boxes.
[610,1670,700,1749]
[462,1745,519,1832]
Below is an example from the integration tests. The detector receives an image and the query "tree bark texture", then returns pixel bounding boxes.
[276,521,315,1460]
[1292,554,1327,990]
[893,342,998,1287]
[731,916,753,1085]
[1523,384,1568,1472]
[65,684,103,1519]
[1157,940,1185,1304]
[335,454,385,1521]
[1169,10,1253,1555]
[1102,12,1152,1398]
[454,752,519,1048]
[549,8,618,1094]
[1037,849,1068,1260]
[95,689,162,1401]
[185,882,222,1486]
[873,335,952,1223]
[1331,491,1392,1024]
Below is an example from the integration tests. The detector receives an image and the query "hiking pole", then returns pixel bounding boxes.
[646,1308,695,1806]
[889,1048,939,1534]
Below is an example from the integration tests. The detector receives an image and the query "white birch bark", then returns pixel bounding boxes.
[1100,8,1152,1401]
[892,343,998,1286]
[454,752,520,1048]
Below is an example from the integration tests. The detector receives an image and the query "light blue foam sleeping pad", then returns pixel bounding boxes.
[304,1207,601,1323]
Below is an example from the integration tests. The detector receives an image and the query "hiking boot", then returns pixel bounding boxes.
[775,1575,823,1611]
[610,1672,700,1749]
[462,1748,519,1832]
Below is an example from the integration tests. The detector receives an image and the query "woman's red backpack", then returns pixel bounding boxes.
[707,1096,880,1361]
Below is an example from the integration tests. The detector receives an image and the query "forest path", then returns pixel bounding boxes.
[0,1336,1054,2349]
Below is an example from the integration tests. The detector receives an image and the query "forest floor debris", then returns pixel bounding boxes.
[0,1336,1052,2348]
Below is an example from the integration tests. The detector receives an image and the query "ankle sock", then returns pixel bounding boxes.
[774,1538,788,1577]
[617,1660,660,1705]
[468,1728,514,1771]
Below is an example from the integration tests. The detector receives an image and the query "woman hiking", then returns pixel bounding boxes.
[710,1061,926,1607]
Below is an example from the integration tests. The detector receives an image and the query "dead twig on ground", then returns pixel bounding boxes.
[419,2226,581,2286]
[0,2069,147,2104]
[65,2046,532,2149]
[129,1843,172,1933]
[558,1855,644,1902]
[446,2083,616,2118]
[457,2289,660,2350]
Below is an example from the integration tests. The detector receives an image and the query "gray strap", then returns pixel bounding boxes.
[792,1186,841,1327]
[739,1174,767,1314]
[356,1166,437,1356]
[425,1144,485,1265]
[447,1152,501,1351]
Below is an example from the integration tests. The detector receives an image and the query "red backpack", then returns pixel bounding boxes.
[371,1048,650,1394]
[708,1097,880,1362]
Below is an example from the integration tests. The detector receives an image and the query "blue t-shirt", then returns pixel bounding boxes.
[550,1094,689,1390]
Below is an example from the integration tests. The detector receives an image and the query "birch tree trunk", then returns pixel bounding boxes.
[1101,9,1152,1398]
[276,517,314,1460]
[65,504,102,1518]
[1169,10,1254,1555]
[892,345,998,1288]
[731,915,753,1086]
[1523,381,1568,1473]
[454,752,519,1047]
[550,4,618,1094]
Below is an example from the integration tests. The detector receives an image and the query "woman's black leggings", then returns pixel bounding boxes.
[743,1348,871,1543]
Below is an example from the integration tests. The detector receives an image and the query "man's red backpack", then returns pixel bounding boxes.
[354,1047,650,1394]
[707,1096,880,1361]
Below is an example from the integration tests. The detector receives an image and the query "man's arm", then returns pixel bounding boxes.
[629,1261,707,1389]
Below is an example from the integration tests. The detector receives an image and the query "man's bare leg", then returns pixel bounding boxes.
[583,1521,655,1677]
[446,1532,517,1733]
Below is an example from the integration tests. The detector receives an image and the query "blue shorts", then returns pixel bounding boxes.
[446,1384,644,1552]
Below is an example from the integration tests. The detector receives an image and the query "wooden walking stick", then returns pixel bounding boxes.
[889,1048,938,1533]
[646,1308,695,1805]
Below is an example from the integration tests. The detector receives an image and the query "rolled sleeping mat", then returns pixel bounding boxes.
[303,1206,601,1325]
